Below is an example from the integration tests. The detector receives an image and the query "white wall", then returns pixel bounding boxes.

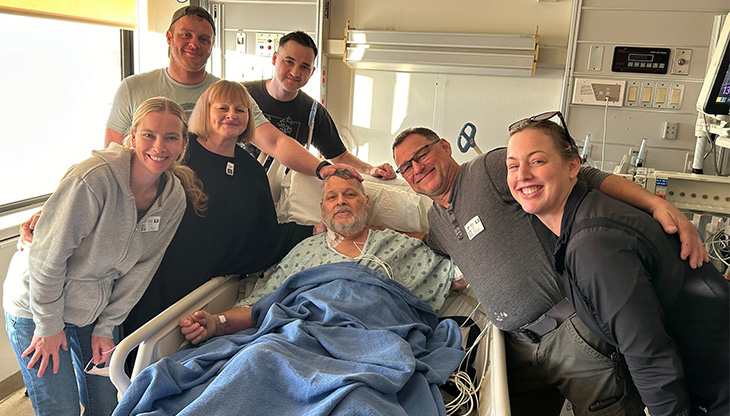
[324,0,573,166]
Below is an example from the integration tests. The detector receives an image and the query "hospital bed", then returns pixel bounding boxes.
[109,165,510,416]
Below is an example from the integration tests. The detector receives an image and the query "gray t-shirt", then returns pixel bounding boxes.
[424,147,608,331]
[105,68,268,134]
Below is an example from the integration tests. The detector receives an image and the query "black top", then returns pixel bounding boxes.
[124,136,313,334]
[242,79,347,160]
[555,181,729,415]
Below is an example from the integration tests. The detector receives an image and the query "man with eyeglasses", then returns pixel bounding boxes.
[392,122,708,416]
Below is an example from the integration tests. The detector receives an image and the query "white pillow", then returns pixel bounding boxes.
[275,171,431,233]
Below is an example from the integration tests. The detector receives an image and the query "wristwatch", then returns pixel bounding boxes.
[315,160,332,180]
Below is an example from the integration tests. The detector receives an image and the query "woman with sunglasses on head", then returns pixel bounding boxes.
[3,97,203,416]
[506,113,729,416]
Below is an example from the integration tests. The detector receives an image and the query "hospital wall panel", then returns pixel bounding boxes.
[563,0,730,173]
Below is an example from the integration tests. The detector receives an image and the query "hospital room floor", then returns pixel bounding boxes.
[0,387,33,416]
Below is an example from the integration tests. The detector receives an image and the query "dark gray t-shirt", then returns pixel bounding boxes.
[424,147,608,331]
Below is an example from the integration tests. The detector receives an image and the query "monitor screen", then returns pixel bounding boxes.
[698,13,730,116]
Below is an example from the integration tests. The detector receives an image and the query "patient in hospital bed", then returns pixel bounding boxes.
[113,169,468,416]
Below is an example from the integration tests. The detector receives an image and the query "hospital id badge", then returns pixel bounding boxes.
[464,215,484,240]
[140,216,161,233]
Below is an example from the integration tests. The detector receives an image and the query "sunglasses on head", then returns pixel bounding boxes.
[508,111,578,153]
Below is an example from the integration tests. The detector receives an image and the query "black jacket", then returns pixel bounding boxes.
[554,182,689,416]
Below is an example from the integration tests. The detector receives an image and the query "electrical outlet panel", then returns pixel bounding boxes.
[255,33,282,57]
[572,78,625,107]
[662,121,678,139]
[235,32,246,54]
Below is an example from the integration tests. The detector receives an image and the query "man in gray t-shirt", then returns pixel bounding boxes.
[392,126,707,416]
[103,6,333,179]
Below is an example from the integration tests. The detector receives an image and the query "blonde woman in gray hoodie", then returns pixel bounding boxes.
[3,97,205,416]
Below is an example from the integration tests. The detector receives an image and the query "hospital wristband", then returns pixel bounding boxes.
[315,160,332,180]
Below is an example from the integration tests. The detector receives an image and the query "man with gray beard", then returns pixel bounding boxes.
[179,169,466,342]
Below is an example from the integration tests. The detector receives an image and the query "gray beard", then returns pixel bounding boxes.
[326,211,367,236]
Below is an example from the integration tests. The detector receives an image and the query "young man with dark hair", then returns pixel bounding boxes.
[243,31,396,179]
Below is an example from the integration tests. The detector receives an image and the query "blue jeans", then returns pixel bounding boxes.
[5,313,119,416]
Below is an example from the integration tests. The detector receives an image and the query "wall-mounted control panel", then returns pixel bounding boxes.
[255,33,282,57]
[572,78,685,109]
[612,46,671,74]
[572,78,625,106]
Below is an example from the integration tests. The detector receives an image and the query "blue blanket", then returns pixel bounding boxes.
[114,262,465,416]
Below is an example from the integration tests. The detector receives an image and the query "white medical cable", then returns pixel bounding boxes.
[705,229,730,267]
[444,301,491,415]
[353,240,395,280]
[601,97,609,171]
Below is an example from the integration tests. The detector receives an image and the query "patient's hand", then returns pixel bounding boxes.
[450,278,469,290]
[179,310,216,345]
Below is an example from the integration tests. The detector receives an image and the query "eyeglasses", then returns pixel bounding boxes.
[508,111,578,153]
[396,139,440,176]
[169,6,216,34]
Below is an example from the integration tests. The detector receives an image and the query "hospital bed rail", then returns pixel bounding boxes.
[110,274,239,396]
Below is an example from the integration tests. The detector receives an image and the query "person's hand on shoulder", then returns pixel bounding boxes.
[314,221,327,235]
[652,201,708,268]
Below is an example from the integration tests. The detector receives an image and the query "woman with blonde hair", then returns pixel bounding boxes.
[4,97,200,415]
[124,80,314,336]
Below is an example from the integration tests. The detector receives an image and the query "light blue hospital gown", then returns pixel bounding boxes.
[236,229,455,312]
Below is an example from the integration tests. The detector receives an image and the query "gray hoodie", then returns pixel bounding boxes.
[3,144,186,338]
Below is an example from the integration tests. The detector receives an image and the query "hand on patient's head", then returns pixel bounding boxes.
[321,163,363,182]
[179,310,216,345]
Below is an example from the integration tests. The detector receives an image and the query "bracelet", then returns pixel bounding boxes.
[315,160,332,180]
